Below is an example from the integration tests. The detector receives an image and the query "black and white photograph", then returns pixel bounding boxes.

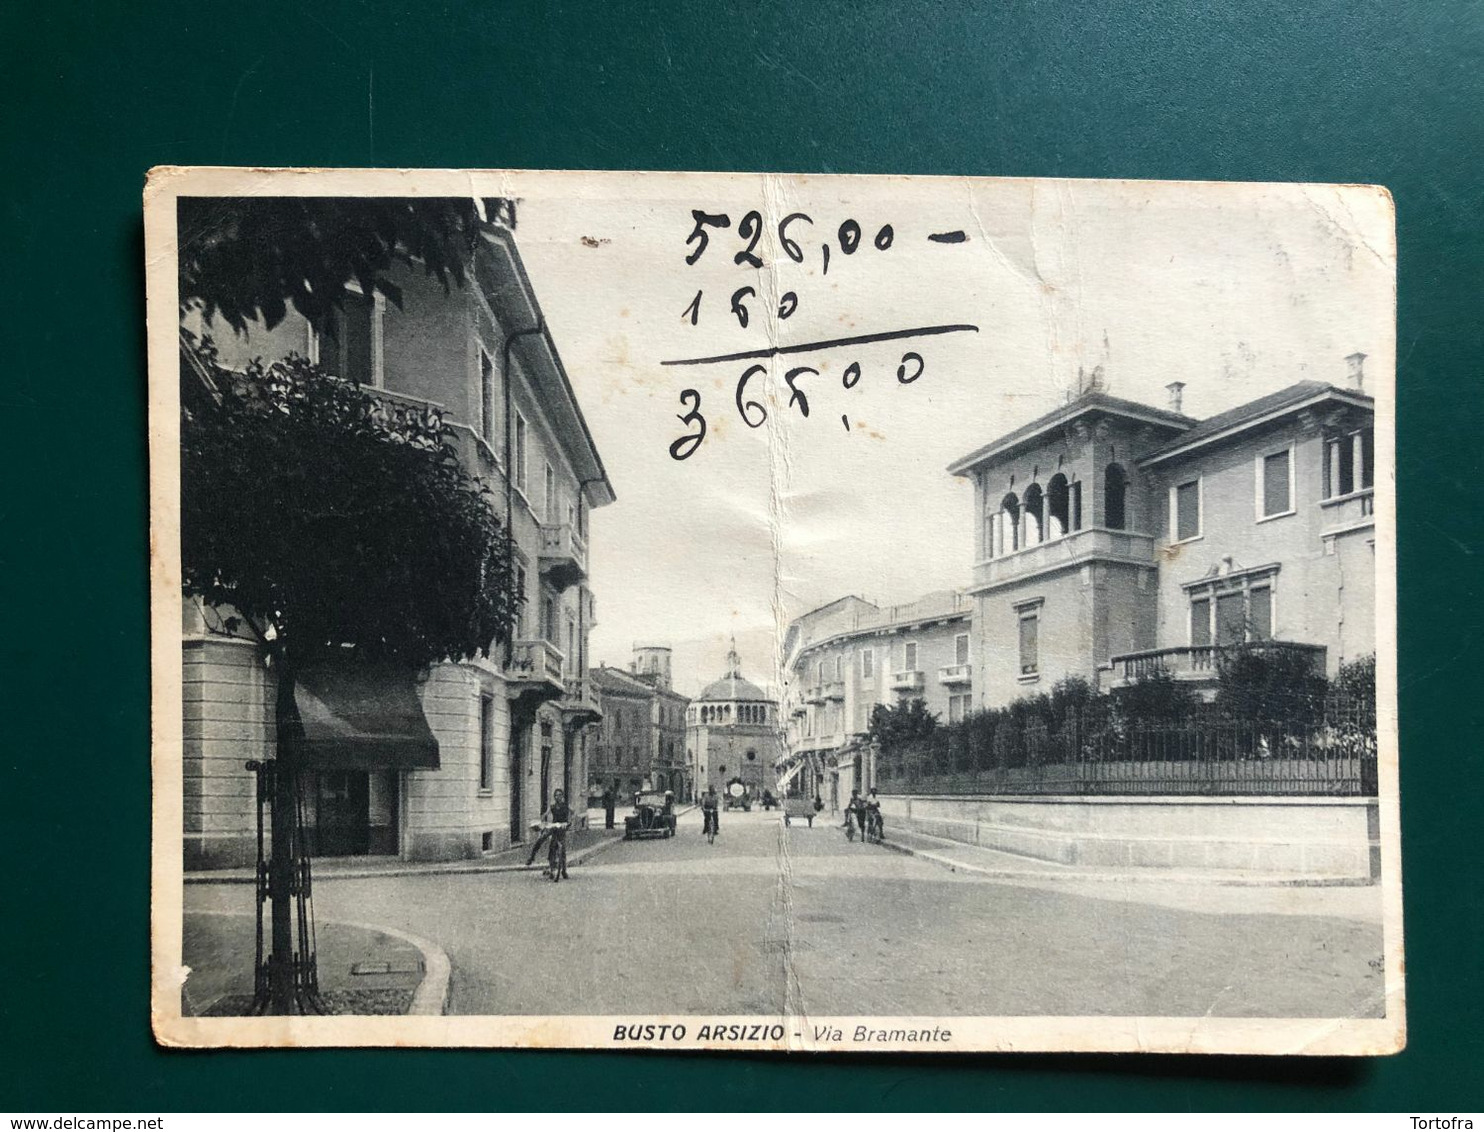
[148,168,1401,1054]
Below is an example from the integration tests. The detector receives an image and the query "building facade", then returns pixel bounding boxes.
[588,648,691,802]
[685,644,782,800]
[777,591,973,808]
[181,209,614,868]
[948,367,1376,707]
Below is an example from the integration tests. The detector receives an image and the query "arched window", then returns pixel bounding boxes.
[1023,483,1044,546]
[1000,493,1021,553]
[1105,463,1128,530]
[1047,473,1070,539]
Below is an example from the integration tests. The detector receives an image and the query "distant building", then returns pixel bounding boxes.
[588,647,691,802]
[686,642,781,800]
[777,591,973,809]
[948,366,1376,706]
[181,208,613,867]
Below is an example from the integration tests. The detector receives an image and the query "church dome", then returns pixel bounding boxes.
[697,639,770,703]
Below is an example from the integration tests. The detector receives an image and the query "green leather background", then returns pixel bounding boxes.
[2,0,1480,1111]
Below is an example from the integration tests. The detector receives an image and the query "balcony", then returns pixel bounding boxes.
[559,675,602,724]
[972,527,1155,591]
[1320,489,1376,538]
[889,669,925,693]
[823,680,845,702]
[1100,641,1327,692]
[507,638,567,724]
[539,522,588,590]
[938,663,972,686]
[790,703,807,719]
[804,685,826,705]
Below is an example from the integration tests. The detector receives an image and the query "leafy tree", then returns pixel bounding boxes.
[868,698,939,748]
[177,195,507,335]
[182,344,515,672]
[1215,645,1328,727]
[1111,665,1198,722]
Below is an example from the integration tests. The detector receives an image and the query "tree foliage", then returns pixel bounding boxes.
[181,342,515,670]
[868,698,939,746]
[177,196,507,334]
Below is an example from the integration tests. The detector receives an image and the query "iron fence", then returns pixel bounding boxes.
[875,694,1377,797]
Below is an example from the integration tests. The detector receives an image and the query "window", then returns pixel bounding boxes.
[512,564,527,637]
[1326,428,1375,497]
[1190,597,1212,647]
[1171,478,1201,542]
[817,661,826,684]
[1046,474,1071,539]
[998,493,1021,555]
[480,350,497,445]
[479,694,495,791]
[1189,573,1276,646]
[543,595,557,643]
[1258,448,1294,518]
[545,463,557,522]
[1104,464,1128,530]
[1017,610,1039,676]
[955,633,970,666]
[514,412,528,494]
[948,693,970,723]
[1023,482,1044,546]
[861,649,874,678]
[322,289,384,387]
[835,655,843,680]
[904,642,918,671]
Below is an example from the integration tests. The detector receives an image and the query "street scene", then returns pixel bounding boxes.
[184,805,1385,1019]
[155,170,1399,1052]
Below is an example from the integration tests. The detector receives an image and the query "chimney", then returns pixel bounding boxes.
[1165,381,1186,413]
[1345,352,1367,391]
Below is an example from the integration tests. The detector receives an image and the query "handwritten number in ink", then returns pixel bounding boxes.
[874,224,894,251]
[842,361,862,390]
[785,366,818,418]
[685,210,731,266]
[896,351,925,384]
[735,211,765,268]
[736,364,768,429]
[838,219,861,255]
[681,290,702,326]
[778,212,813,263]
[778,292,798,320]
[669,389,707,460]
[730,286,755,329]
[821,243,830,275]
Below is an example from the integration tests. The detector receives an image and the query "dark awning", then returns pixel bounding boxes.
[292,663,440,771]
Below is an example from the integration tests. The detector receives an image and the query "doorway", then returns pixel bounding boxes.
[509,731,525,844]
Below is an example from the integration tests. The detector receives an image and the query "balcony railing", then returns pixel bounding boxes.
[509,638,566,686]
[561,675,601,714]
[938,663,972,686]
[1101,641,1327,690]
[973,527,1155,589]
[889,669,925,692]
[539,522,588,589]
[804,685,826,705]
[1320,489,1376,534]
[823,680,845,701]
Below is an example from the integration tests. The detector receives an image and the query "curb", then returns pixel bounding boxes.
[181,910,452,1016]
[185,832,627,885]
[336,919,451,1016]
[879,836,1373,888]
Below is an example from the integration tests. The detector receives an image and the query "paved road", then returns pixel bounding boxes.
[185,807,1385,1018]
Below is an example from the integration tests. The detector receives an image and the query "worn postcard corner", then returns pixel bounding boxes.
[147,167,1403,1055]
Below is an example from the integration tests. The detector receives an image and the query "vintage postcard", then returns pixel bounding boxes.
[147,167,1402,1054]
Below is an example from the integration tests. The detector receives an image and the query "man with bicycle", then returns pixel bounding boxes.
[700,784,720,840]
[865,787,884,843]
[526,788,571,878]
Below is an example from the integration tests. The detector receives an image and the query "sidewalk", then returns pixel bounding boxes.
[185,825,625,885]
[879,825,1375,889]
[181,910,450,1016]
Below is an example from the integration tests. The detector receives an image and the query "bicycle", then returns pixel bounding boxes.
[530,820,570,882]
[702,809,718,845]
[865,809,884,845]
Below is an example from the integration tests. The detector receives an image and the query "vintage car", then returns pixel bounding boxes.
[622,791,677,840]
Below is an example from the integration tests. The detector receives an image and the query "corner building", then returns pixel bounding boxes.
[181,207,614,867]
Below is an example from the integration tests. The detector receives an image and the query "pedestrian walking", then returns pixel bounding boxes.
[602,787,615,830]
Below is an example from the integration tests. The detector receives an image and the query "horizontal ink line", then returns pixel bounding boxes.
[928,230,968,243]
[660,323,980,367]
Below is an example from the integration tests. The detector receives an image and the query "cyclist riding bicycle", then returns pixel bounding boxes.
[526,788,571,879]
[700,785,720,840]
